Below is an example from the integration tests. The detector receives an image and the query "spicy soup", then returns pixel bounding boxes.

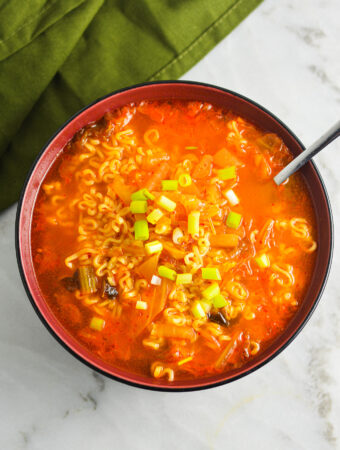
[32,100,317,382]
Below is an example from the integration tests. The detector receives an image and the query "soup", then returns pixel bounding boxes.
[32,100,317,382]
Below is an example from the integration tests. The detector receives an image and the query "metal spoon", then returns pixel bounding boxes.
[274,120,340,185]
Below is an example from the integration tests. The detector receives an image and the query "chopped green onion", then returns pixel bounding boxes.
[191,301,206,319]
[136,300,148,310]
[142,188,155,200]
[147,208,163,224]
[226,211,242,229]
[202,282,220,301]
[131,188,155,201]
[176,273,193,285]
[134,220,149,241]
[201,267,221,281]
[78,266,97,294]
[131,190,147,201]
[188,211,200,235]
[157,195,176,212]
[255,253,270,268]
[90,317,105,331]
[161,180,178,191]
[151,275,162,286]
[223,189,239,206]
[130,200,147,214]
[200,300,212,313]
[145,240,163,255]
[218,166,237,181]
[212,294,228,308]
[178,173,192,187]
[158,265,177,281]
[185,146,198,150]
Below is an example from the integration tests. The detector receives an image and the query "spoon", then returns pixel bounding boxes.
[274,120,340,185]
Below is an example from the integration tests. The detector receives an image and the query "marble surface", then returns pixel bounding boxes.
[1,0,339,448]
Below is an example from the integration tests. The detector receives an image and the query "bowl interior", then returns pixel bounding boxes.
[17,82,333,391]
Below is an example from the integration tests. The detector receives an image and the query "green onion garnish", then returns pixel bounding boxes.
[147,208,163,224]
[223,189,239,206]
[212,294,228,308]
[255,254,270,268]
[130,200,147,214]
[191,301,206,319]
[158,265,177,281]
[188,211,200,235]
[176,273,193,285]
[90,317,105,331]
[151,275,162,286]
[143,189,155,200]
[178,173,192,187]
[201,267,221,281]
[226,211,242,229]
[161,180,178,191]
[134,220,149,241]
[157,195,176,212]
[136,300,148,310]
[131,189,155,201]
[78,266,97,294]
[218,166,237,181]
[145,240,163,255]
[200,300,212,313]
[131,190,147,201]
[202,282,220,301]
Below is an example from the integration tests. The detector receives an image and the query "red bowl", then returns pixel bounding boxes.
[16,81,333,391]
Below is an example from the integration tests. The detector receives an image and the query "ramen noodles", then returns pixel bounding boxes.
[32,100,317,381]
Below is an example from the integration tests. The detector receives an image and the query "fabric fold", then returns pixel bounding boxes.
[0,0,89,61]
[0,0,262,211]
[0,0,104,156]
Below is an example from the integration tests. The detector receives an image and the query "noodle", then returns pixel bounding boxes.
[32,99,317,382]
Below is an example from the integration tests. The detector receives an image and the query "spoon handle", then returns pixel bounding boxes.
[274,120,340,185]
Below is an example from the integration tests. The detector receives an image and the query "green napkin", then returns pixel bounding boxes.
[0,0,262,211]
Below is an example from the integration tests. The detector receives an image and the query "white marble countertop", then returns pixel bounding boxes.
[1,0,339,448]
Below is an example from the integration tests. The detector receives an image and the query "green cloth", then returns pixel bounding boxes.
[0,0,262,211]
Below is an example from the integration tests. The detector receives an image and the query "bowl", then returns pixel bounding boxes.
[16,81,333,391]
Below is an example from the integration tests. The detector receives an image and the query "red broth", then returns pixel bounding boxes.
[31,100,317,381]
